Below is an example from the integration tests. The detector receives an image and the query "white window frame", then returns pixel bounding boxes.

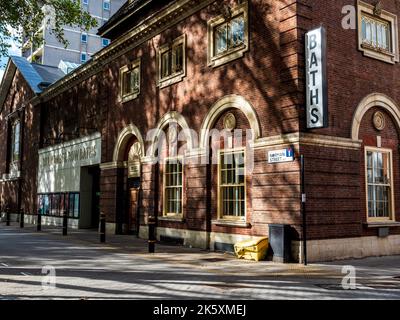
[80,52,87,63]
[83,0,89,6]
[365,147,396,222]
[162,156,184,218]
[357,0,399,63]
[81,33,88,44]
[10,120,21,164]
[103,0,110,11]
[217,148,246,221]
[119,58,141,103]
[157,34,186,88]
[102,38,110,47]
[207,0,249,68]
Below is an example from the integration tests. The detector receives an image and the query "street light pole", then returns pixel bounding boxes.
[100,212,106,243]
[20,207,24,228]
[148,216,156,253]
[301,155,307,266]
[62,210,68,236]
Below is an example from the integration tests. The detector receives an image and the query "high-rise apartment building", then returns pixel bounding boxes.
[22,0,125,68]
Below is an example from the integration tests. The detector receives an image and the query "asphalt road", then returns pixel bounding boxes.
[0,225,399,300]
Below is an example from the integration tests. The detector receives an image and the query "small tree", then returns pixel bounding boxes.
[0,0,98,58]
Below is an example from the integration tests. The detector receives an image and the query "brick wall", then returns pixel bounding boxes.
[305,0,400,138]
[1,0,400,246]
[0,70,37,214]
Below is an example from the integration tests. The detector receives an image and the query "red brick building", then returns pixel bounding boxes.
[1,0,400,262]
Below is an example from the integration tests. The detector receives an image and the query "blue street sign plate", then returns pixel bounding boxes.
[268,148,295,164]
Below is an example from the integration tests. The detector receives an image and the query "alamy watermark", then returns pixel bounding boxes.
[143,125,256,174]
[341,5,357,30]
[341,265,357,290]
[41,265,56,290]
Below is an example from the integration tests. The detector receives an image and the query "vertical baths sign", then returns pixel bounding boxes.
[305,26,328,128]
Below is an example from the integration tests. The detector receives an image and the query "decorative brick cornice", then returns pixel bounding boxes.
[35,0,215,104]
[252,132,362,150]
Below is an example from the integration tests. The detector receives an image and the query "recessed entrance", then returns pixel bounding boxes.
[126,142,142,235]
[79,165,101,229]
[128,177,140,234]
[37,133,102,229]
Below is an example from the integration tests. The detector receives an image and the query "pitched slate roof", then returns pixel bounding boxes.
[97,0,150,36]
[32,63,65,86]
[10,56,44,94]
[97,0,175,40]
[0,56,65,110]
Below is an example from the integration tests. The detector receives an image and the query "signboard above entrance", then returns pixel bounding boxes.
[38,132,101,171]
[128,162,141,178]
[37,133,101,193]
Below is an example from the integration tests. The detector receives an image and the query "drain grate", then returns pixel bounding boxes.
[200,258,229,263]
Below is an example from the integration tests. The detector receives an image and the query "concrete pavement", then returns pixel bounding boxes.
[0,224,399,299]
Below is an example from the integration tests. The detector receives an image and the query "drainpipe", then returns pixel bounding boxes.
[300,155,307,265]
[17,107,26,224]
[136,185,142,238]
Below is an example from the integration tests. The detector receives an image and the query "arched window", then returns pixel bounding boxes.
[11,120,21,163]
[219,148,246,220]
[163,156,183,217]
[161,125,184,218]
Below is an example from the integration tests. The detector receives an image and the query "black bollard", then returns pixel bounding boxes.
[37,209,42,231]
[6,206,10,226]
[62,210,68,236]
[20,208,24,228]
[148,216,156,253]
[100,212,106,243]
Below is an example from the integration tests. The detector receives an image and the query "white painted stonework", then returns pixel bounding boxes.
[138,226,263,251]
[292,235,400,262]
[26,214,79,229]
[37,133,101,193]
[140,226,400,262]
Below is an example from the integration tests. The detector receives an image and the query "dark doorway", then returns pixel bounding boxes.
[88,166,100,229]
[127,177,141,235]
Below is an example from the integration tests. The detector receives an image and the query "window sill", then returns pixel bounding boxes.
[120,91,140,103]
[158,216,185,223]
[361,43,394,56]
[158,72,185,89]
[359,45,398,64]
[363,221,400,228]
[1,171,21,181]
[208,45,248,68]
[212,219,250,228]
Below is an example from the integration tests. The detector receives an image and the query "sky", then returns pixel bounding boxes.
[0,30,21,82]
